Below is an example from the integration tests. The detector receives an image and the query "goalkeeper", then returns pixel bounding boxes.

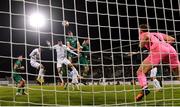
[13,55,27,95]
[136,24,179,101]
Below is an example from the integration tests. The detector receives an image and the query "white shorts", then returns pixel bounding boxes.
[57,58,71,68]
[30,60,40,69]
[150,67,157,78]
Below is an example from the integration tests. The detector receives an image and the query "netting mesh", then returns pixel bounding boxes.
[0,0,179,106]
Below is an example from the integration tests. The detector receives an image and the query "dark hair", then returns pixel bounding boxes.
[67,31,73,34]
[139,24,150,32]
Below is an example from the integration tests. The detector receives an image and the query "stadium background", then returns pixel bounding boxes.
[0,0,179,83]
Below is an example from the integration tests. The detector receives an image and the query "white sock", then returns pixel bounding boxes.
[71,67,79,76]
[39,68,44,79]
[153,79,161,89]
[75,84,79,90]
[71,84,75,90]
[58,73,64,83]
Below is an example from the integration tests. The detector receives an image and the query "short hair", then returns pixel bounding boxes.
[67,31,73,35]
[139,24,150,32]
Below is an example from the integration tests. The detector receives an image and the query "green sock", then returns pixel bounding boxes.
[21,88,25,94]
[64,83,68,89]
[17,88,21,93]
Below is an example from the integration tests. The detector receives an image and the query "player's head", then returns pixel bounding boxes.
[18,55,23,61]
[84,37,90,44]
[57,40,63,46]
[139,24,150,33]
[67,31,73,36]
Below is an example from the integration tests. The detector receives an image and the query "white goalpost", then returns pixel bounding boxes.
[0,0,179,106]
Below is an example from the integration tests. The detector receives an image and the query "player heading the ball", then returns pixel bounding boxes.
[46,40,83,86]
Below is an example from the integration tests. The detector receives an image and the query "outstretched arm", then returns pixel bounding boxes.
[46,40,57,49]
[125,50,148,56]
[163,35,175,44]
[67,41,76,51]
[29,50,35,58]
[63,45,78,56]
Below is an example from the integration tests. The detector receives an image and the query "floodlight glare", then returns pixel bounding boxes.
[29,13,45,28]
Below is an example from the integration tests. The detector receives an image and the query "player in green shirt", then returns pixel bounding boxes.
[66,31,81,62]
[13,55,27,95]
[80,38,90,84]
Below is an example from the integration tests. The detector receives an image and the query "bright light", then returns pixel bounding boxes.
[29,13,45,28]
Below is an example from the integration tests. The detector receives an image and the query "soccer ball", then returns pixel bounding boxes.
[62,20,69,27]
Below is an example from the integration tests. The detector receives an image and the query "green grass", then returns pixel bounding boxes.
[0,84,180,106]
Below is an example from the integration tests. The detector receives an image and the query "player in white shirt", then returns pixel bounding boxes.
[29,48,45,84]
[46,40,82,86]
[64,70,79,90]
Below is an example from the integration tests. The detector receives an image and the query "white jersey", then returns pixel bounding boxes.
[52,44,78,60]
[29,48,40,62]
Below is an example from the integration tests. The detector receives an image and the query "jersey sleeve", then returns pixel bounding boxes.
[160,33,168,40]
[15,60,21,66]
[52,44,58,49]
[29,49,36,57]
[63,45,78,56]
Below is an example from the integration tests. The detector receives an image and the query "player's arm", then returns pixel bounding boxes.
[14,62,24,71]
[63,45,78,56]
[46,40,57,49]
[139,33,149,48]
[162,34,175,44]
[29,49,36,59]
[125,50,148,56]
[67,41,76,51]
[77,41,82,53]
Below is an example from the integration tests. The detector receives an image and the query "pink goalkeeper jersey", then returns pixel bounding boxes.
[140,32,179,69]
[139,32,169,51]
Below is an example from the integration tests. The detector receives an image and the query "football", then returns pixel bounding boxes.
[62,20,69,27]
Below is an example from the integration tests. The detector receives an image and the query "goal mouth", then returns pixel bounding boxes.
[0,0,179,106]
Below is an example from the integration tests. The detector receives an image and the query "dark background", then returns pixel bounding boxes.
[0,0,179,82]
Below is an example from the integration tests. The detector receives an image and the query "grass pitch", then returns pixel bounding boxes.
[0,84,180,106]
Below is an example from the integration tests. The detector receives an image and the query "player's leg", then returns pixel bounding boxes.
[30,61,44,84]
[171,64,180,80]
[57,67,64,86]
[136,51,164,101]
[13,74,22,95]
[150,67,161,91]
[57,60,64,86]
[71,72,79,90]
[136,58,153,101]
[64,58,82,78]
[82,65,89,85]
[167,49,180,80]
[157,77,163,87]
[38,64,45,84]
[19,79,27,95]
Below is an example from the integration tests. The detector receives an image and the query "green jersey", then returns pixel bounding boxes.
[66,36,78,58]
[66,36,77,48]
[80,43,90,65]
[13,60,23,83]
[13,61,21,72]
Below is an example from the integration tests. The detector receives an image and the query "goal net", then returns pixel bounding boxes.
[0,0,179,106]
